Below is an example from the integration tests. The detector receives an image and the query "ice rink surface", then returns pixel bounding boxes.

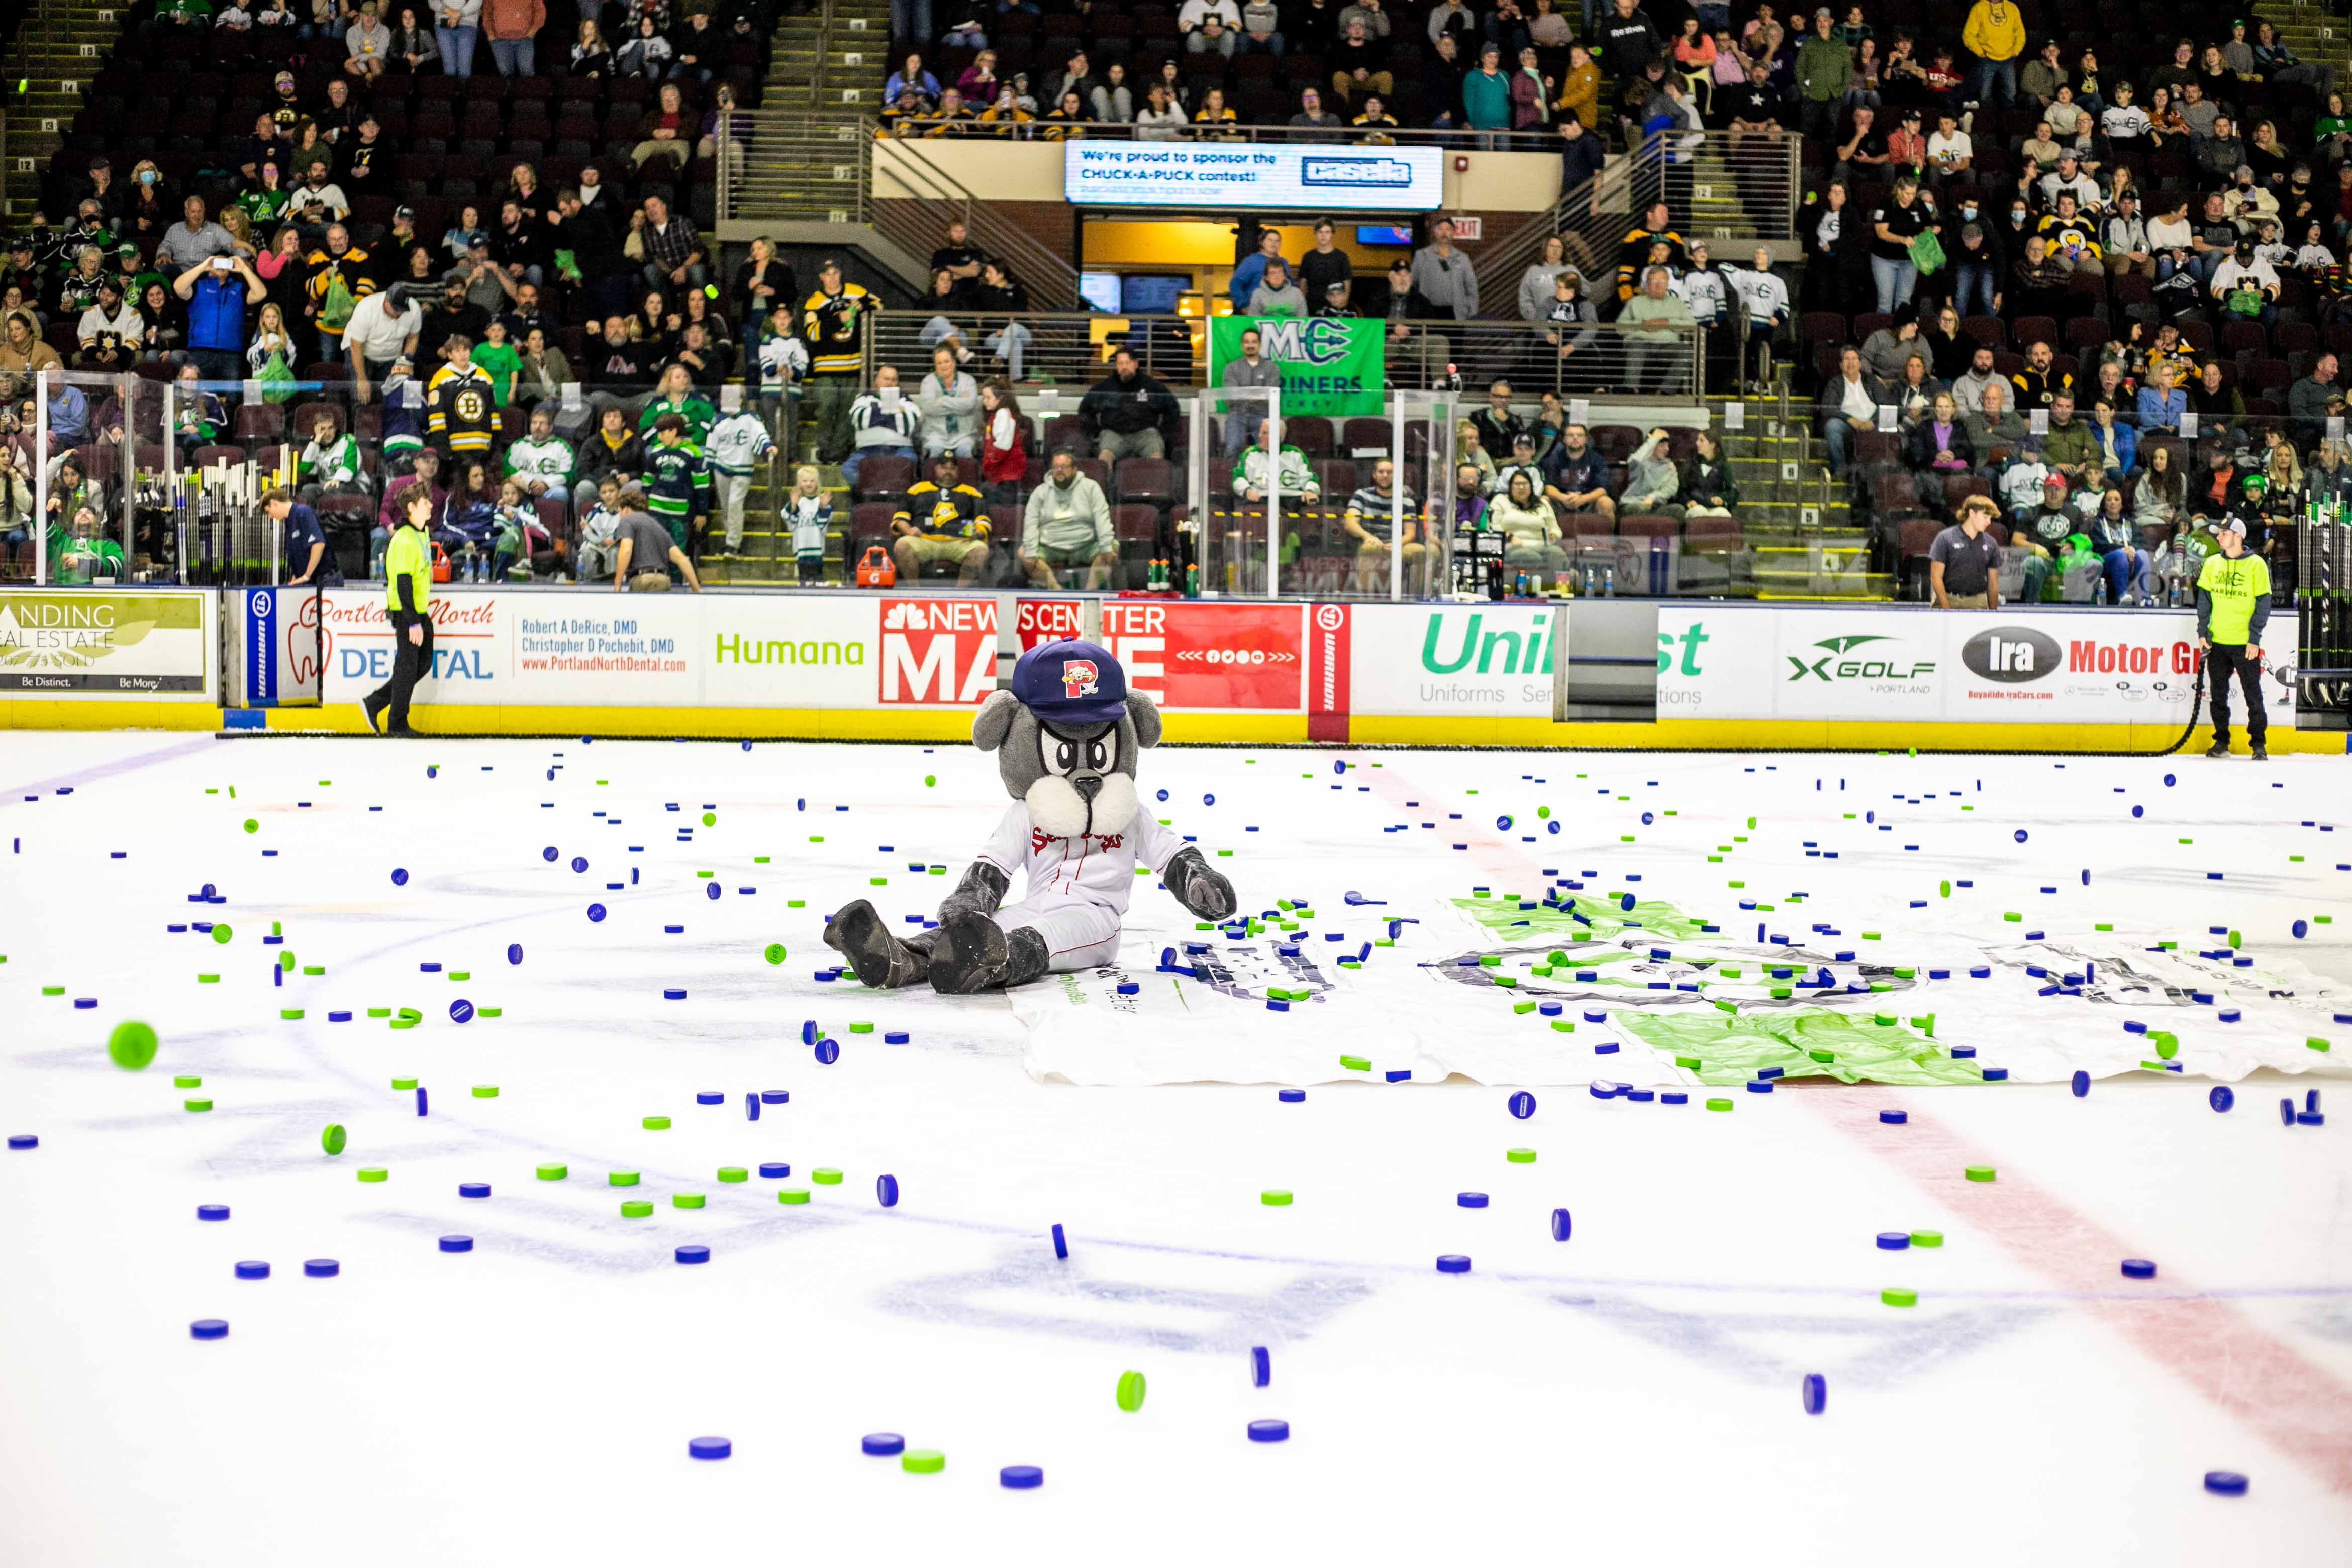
[2,730,2349,1566]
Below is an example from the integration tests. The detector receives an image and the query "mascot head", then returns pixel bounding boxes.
[973,638,1160,839]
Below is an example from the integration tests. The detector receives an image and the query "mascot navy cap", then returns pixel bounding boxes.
[1012,639,1129,726]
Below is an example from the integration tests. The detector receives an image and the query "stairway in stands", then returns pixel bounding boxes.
[1711,369,1885,600]
[733,0,890,220]
[4,2,123,225]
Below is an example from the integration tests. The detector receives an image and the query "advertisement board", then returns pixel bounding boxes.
[231,585,323,707]
[320,591,994,710]
[1655,606,2301,725]
[1348,602,1558,717]
[1014,597,1309,712]
[1063,142,1445,211]
[1206,317,1385,418]
[0,587,217,700]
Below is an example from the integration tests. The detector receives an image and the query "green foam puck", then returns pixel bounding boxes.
[672,1193,705,1209]
[537,1163,568,1181]
[1505,1148,1536,1163]
[924,775,936,787]
[753,856,770,864]
[609,1171,640,1186]
[279,1008,305,1020]
[1116,1370,1146,1412]
[1340,1055,1370,1071]
[279,953,296,972]
[901,1449,945,1474]
[1706,1098,1733,1111]
[243,819,258,833]
[356,1166,387,1182]
[211,924,234,944]
[302,965,324,977]
[1478,954,1501,967]
[472,1085,498,1098]
[197,974,219,984]
[1910,1230,1943,1248]
[174,1075,202,1088]
[184,1098,213,1112]
[849,1022,874,1033]
[1964,1165,1996,1183]
[478,1007,501,1019]
[1881,1287,1918,1307]
[788,899,806,908]
[812,1167,842,1185]
[2149,1031,2179,1060]
[717,1166,747,1183]
[448,970,469,982]
[2311,1038,2333,1053]
[778,1187,810,1205]
[1551,1019,1576,1033]
[643,1116,671,1130]
[322,1124,346,1155]
[107,1020,158,1071]
[1513,1001,1537,1015]
[1260,1189,1293,1206]
[367,1008,391,1018]
[702,811,716,826]
[391,1077,417,1090]
[764,943,788,965]
[621,1200,653,1218]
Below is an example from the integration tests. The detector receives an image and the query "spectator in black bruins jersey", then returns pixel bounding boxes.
[426,333,501,461]
[800,257,872,465]
[1614,200,1687,303]
[890,452,991,584]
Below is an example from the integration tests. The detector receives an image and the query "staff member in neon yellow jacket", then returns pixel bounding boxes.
[2195,514,2272,760]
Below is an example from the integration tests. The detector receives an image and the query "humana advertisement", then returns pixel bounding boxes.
[0,587,216,699]
[318,591,997,709]
[1655,606,2300,724]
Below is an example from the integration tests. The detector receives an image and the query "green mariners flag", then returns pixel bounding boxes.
[1208,316,1386,418]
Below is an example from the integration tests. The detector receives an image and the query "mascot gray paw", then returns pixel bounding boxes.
[929,912,1053,994]
[823,899,932,989]
[1166,845,1238,922]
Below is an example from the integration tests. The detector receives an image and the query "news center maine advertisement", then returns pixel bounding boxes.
[1063,142,1445,211]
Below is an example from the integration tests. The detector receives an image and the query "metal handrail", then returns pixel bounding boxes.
[867,128,1082,308]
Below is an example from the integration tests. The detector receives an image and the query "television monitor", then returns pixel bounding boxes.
[1354,224,1415,247]
[1120,273,1191,315]
[1078,271,1124,313]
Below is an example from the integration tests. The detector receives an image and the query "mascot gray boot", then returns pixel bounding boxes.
[928,912,1052,994]
[822,899,936,989]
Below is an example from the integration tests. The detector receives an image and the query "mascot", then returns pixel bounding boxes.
[823,638,1239,994]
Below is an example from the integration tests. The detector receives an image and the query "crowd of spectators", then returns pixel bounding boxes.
[1,0,777,582]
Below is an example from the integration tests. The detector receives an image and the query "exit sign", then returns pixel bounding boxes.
[1448,215,1482,240]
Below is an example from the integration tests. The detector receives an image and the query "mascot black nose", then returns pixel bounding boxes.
[1072,775,1103,803]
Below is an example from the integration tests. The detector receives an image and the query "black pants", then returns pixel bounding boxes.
[369,609,434,731]
[2205,641,2266,746]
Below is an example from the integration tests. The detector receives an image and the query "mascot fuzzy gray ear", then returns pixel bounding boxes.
[978,638,1159,841]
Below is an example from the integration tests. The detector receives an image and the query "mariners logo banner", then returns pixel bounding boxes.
[1208,316,1385,418]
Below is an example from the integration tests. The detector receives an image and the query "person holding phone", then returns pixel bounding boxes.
[173,252,262,385]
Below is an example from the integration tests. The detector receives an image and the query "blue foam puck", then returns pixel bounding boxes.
[2204,1471,2248,1496]
[2121,1259,2157,1279]
[1384,1069,1410,1082]
[1879,1110,1907,1125]
[303,1259,339,1277]
[760,1090,789,1104]
[6,1135,35,1151]
[189,1319,229,1340]
[1659,1092,1687,1105]
[696,1092,723,1105]
[1457,1192,1489,1208]
[507,943,524,964]
[235,1260,270,1279]
[1000,1465,1044,1489]
[571,856,589,873]
[861,1433,906,1457]
[1745,1079,1774,1093]
[745,1093,760,1120]
[2071,1070,2090,1097]
[586,903,607,922]
[328,1010,352,1023]
[675,1245,710,1265]
[1252,1346,1271,1387]
[543,847,558,861]
[447,998,474,1024]
[1983,1068,2009,1082]
[2209,1086,2235,1113]
[1435,1254,1472,1273]
[2298,1112,2325,1126]
[815,1038,840,1065]
[1247,1419,1291,1443]
[1278,1088,1305,1103]
[389,868,408,886]
[1876,1232,1910,1251]
[876,1173,900,1207]
[1116,981,1139,995]
[1802,1373,1827,1415]
[1051,1222,1068,1259]
[420,962,441,973]
[439,1235,473,1253]
[759,1162,791,1179]
[198,1204,230,1221]
[1550,1207,1572,1241]
[706,883,721,901]
[459,1182,491,1198]
[688,1436,731,1460]
[2282,1098,2297,1126]
[664,989,687,1001]
[1507,1091,1536,1119]
[884,1031,910,1044]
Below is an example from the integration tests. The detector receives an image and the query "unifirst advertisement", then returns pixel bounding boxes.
[1063,142,1444,211]
[0,587,217,700]
[1348,602,1558,717]
[319,591,998,709]
[1655,606,2300,724]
